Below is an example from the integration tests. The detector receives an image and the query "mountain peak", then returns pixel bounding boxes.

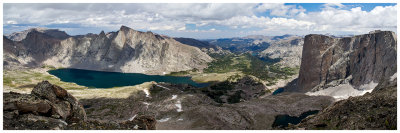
[99,30,106,36]
[120,25,132,31]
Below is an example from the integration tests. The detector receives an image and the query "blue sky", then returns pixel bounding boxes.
[3,3,397,39]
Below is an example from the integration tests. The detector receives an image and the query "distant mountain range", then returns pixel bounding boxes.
[205,34,303,53]
[4,26,213,74]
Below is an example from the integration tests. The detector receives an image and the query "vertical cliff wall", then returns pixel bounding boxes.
[297,31,396,92]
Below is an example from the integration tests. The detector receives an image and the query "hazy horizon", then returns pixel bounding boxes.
[4,25,396,40]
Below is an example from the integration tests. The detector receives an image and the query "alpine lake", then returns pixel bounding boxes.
[48,68,209,88]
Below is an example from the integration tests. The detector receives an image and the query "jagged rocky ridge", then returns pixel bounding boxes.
[4,26,212,75]
[3,81,156,130]
[207,34,304,68]
[6,27,70,41]
[297,31,396,93]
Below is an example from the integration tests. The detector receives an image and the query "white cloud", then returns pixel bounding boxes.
[255,3,305,17]
[3,3,397,38]
[177,26,186,31]
[296,5,397,34]
[323,3,346,9]
[6,20,18,24]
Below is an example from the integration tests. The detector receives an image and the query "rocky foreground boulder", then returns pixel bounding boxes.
[3,81,156,130]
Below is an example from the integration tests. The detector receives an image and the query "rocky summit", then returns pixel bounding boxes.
[297,31,396,93]
[3,81,156,130]
[3,26,212,75]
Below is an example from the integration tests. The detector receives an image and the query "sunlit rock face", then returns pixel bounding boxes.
[297,31,396,95]
[3,26,212,75]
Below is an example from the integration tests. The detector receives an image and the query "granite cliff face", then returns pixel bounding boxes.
[297,31,396,93]
[4,26,212,74]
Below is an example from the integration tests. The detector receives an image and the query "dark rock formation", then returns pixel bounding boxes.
[77,79,334,130]
[298,31,396,92]
[4,81,86,129]
[3,81,156,130]
[66,115,156,130]
[294,80,397,130]
[201,76,268,104]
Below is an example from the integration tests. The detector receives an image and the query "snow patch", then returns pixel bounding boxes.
[390,73,397,81]
[133,125,139,129]
[129,114,137,121]
[175,100,183,112]
[58,120,68,126]
[142,102,150,108]
[155,84,171,90]
[358,81,378,91]
[143,89,150,97]
[171,95,177,100]
[306,82,376,101]
[178,118,183,121]
[158,117,170,122]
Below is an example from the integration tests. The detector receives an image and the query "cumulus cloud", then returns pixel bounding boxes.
[296,5,397,34]
[3,3,397,38]
[255,3,305,17]
[323,3,346,9]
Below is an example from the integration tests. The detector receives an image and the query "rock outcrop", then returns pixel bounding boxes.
[3,81,157,130]
[4,26,212,75]
[79,79,334,130]
[4,81,87,129]
[297,31,396,92]
[294,78,397,130]
[201,76,268,103]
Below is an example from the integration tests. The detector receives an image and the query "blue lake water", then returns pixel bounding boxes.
[48,68,209,88]
[272,110,319,128]
[272,88,284,95]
